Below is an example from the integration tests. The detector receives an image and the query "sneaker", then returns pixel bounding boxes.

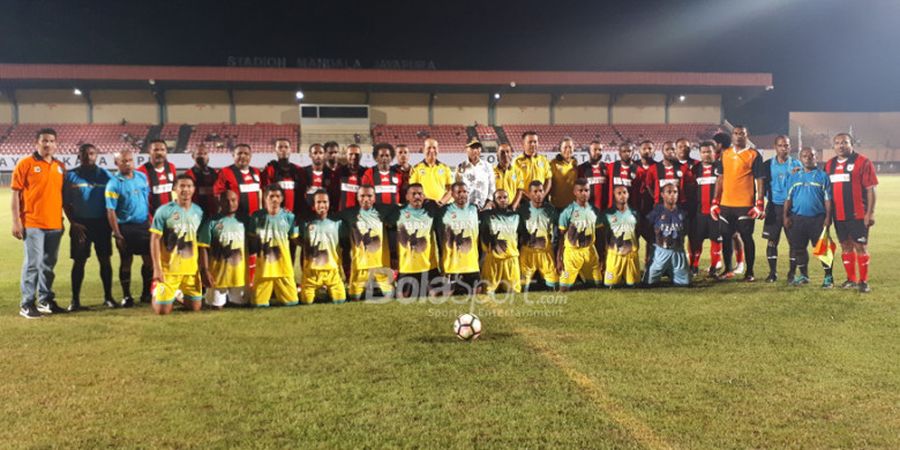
[858,281,871,294]
[19,304,42,319]
[139,294,152,304]
[103,298,119,308]
[790,275,810,286]
[715,260,724,271]
[765,273,778,283]
[121,296,135,308]
[690,267,699,277]
[67,301,86,312]
[821,276,834,289]
[706,266,718,278]
[744,274,756,283]
[717,271,735,281]
[37,299,67,314]
[841,280,858,290]
[735,262,746,275]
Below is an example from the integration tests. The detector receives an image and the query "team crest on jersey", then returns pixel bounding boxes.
[846,164,855,172]
[167,173,174,181]
[252,173,259,182]
[573,211,579,218]
[57,166,64,174]
[391,176,399,183]
[216,223,224,231]
[172,212,180,220]
[676,170,682,177]
[404,212,411,219]
[34,166,41,173]
[438,169,445,175]
[308,224,316,233]
[451,213,457,220]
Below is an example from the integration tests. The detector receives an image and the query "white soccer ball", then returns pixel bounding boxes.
[453,313,482,341]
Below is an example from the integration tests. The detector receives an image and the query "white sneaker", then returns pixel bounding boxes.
[735,261,746,275]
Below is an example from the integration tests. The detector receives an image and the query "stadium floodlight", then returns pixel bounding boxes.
[509,81,516,88]
[493,93,501,100]
[295,90,305,101]
[678,95,686,102]
[148,79,156,85]
[73,88,83,96]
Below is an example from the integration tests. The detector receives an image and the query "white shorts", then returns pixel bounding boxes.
[205,287,248,307]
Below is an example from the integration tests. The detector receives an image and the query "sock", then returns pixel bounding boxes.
[690,248,702,269]
[788,255,797,280]
[100,262,113,301]
[822,261,833,278]
[857,253,870,282]
[710,241,721,269]
[736,246,745,265]
[140,265,153,299]
[71,263,85,304]
[120,266,132,299]
[766,245,778,275]
[842,252,857,283]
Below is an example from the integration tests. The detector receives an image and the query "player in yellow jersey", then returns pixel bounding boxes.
[299,190,347,304]
[513,131,552,203]
[517,181,560,291]
[149,174,204,315]
[602,186,641,287]
[557,178,604,291]
[340,185,393,301]
[199,190,249,309]
[249,184,300,306]
[480,189,521,293]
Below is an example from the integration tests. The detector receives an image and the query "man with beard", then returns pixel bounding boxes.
[362,143,404,206]
[480,189,521,294]
[149,174,204,315]
[494,143,524,210]
[299,143,336,218]
[63,144,115,310]
[297,189,346,304]
[334,143,367,211]
[137,139,177,217]
[185,144,219,219]
[249,184,301,306]
[323,141,342,172]
[435,182,480,295]
[261,138,303,214]
[577,140,609,211]
[340,185,393,300]
[676,138,698,169]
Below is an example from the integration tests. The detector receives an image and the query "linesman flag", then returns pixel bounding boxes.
[812,228,837,267]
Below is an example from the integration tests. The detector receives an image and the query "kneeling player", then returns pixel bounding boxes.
[389,184,441,298]
[480,189,521,294]
[149,175,204,315]
[199,191,248,309]
[436,182,480,296]
[646,183,690,286]
[603,186,641,287]
[557,178,604,291]
[783,147,833,287]
[341,185,393,300]
[518,181,559,291]
[299,190,347,304]
[250,184,301,306]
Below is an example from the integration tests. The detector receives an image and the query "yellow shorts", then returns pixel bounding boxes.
[560,246,603,287]
[481,255,521,293]
[348,267,394,299]
[254,277,299,306]
[153,273,203,305]
[300,269,347,304]
[604,249,641,287]
[519,247,559,287]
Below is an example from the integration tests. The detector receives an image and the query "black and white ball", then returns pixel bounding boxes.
[453,313,482,341]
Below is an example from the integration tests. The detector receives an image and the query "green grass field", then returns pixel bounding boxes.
[1,179,898,449]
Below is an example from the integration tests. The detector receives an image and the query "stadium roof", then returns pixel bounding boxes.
[0,64,772,93]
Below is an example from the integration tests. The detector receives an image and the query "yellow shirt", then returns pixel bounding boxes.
[494,164,523,198]
[549,155,577,210]
[409,160,453,201]
[513,153,551,193]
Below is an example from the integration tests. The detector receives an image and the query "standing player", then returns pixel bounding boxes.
[762,135,802,282]
[456,139,495,210]
[480,189,521,294]
[409,138,453,205]
[549,137,578,210]
[12,128,67,318]
[333,143,367,211]
[607,142,643,211]
[494,143,524,209]
[260,138,303,214]
[557,178,604,291]
[105,149,153,307]
[63,144,115,310]
[250,184,301,306]
[646,184,690,286]
[689,141,723,277]
[214,144,262,220]
[436,182,481,295]
[825,133,878,293]
[643,140,695,208]
[783,147,833,287]
[362,143,405,206]
[198,191,248,308]
[137,139,177,217]
[675,138,698,169]
[712,131,746,274]
[392,144,412,201]
[577,140,608,211]
[323,141,342,172]
[185,144,219,219]
[299,143,336,218]
[514,131,552,203]
[517,181,559,291]
[340,185,393,301]
[602,186,641,288]
[298,190,346,304]
[389,184,440,298]
[636,140,658,265]
[149,175,204,315]
[710,126,766,282]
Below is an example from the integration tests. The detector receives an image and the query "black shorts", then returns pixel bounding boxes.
[761,203,785,242]
[690,213,721,243]
[787,215,825,249]
[119,222,151,256]
[719,206,755,238]
[70,218,112,260]
[397,269,441,298]
[834,219,869,244]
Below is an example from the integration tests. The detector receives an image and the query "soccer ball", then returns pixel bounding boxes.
[453,313,482,341]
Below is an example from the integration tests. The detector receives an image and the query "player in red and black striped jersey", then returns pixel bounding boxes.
[642,141,696,207]
[260,138,303,214]
[185,144,219,219]
[362,143,405,206]
[689,141,722,277]
[636,140,658,265]
[577,141,609,211]
[333,144,367,211]
[213,144,262,220]
[299,143,337,219]
[392,144,412,201]
[676,138,699,170]
[606,142,644,212]
[137,139,177,217]
[825,133,878,293]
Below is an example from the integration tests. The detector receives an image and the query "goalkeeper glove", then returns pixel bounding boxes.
[710,199,721,221]
[748,199,765,220]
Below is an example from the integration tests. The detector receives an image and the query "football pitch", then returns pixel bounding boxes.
[1,179,898,449]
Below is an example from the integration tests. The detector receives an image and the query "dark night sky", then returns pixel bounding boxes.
[1,0,898,133]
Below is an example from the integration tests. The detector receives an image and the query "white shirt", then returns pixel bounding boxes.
[456,158,496,208]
